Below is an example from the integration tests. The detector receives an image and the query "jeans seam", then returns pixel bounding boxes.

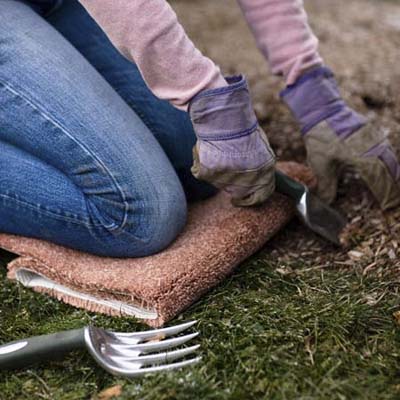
[0,192,168,248]
[0,193,161,250]
[0,193,104,228]
[0,79,129,232]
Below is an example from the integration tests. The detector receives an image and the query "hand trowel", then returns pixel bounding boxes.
[275,170,347,246]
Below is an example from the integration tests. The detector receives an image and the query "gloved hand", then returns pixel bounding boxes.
[188,75,276,207]
[281,66,400,210]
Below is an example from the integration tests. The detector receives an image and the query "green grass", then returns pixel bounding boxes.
[1,245,400,400]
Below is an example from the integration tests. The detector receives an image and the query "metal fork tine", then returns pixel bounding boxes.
[113,320,197,341]
[120,356,202,377]
[110,345,200,368]
[81,323,201,377]
[109,332,199,356]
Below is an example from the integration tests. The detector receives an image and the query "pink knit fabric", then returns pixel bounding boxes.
[78,0,322,107]
[78,0,227,110]
[237,0,323,84]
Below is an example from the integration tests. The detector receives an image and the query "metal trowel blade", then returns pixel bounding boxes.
[296,190,347,246]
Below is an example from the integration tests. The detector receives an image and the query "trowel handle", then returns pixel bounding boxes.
[275,170,306,202]
[0,328,86,370]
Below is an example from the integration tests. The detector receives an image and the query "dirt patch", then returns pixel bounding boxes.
[171,0,400,276]
[172,0,400,154]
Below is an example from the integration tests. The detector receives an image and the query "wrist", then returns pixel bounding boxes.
[189,75,259,141]
[281,66,366,137]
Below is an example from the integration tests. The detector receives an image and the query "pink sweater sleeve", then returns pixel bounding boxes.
[78,0,227,110]
[237,0,323,85]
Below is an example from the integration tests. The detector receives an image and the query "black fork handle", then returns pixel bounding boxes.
[0,328,86,370]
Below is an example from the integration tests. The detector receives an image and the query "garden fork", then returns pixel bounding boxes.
[0,321,200,377]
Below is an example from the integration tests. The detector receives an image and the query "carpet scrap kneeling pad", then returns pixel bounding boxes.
[0,162,315,327]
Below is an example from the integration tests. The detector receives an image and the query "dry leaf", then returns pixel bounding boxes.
[147,333,166,343]
[393,311,400,326]
[388,249,396,260]
[348,250,364,260]
[93,385,122,400]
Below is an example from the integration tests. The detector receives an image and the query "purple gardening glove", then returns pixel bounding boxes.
[281,66,400,210]
[189,75,276,207]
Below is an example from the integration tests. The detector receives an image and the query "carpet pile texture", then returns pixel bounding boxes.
[0,162,315,327]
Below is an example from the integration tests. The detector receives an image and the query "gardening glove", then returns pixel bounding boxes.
[188,75,276,207]
[281,66,400,210]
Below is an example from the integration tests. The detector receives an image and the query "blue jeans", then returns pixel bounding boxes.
[0,0,216,257]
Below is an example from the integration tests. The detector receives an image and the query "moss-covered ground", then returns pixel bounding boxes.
[1,241,400,399]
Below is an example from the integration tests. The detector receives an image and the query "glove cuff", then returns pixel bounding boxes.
[364,141,400,182]
[281,66,366,137]
[188,75,259,141]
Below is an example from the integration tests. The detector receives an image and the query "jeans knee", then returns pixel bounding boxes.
[143,185,188,254]
[89,182,188,258]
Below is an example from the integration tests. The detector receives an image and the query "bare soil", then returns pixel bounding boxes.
[172,0,400,157]
[172,0,400,278]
